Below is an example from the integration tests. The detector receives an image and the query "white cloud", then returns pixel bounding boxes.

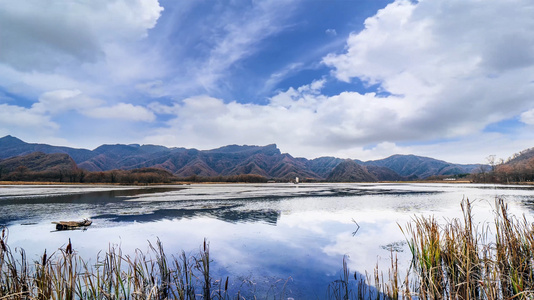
[145,64,533,163]
[325,29,337,36]
[0,0,166,121]
[520,109,534,125]
[0,104,60,143]
[0,0,299,109]
[2,0,533,165]
[30,89,155,124]
[404,131,534,164]
[0,104,57,129]
[32,89,103,115]
[315,0,534,153]
[145,85,412,157]
[84,103,156,122]
[0,0,163,72]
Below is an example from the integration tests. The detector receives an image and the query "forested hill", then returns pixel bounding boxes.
[360,154,481,179]
[485,147,534,183]
[0,135,485,182]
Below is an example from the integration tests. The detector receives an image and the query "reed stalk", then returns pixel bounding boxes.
[1,197,534,299]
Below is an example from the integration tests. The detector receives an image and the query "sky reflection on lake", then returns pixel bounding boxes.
[2,183,534,298]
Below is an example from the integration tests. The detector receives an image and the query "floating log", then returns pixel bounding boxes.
[52,219,92,231]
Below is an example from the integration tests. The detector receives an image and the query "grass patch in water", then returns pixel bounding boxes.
[325,198,534,299]
[2,198,534,299]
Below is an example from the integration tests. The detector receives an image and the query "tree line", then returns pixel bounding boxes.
[0,166,272,184]
[470,154,534,183]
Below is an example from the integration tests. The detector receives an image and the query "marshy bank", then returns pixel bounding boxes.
[2,198,534,299]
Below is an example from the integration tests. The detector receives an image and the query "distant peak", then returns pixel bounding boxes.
[2,135,18,139]
[0,135,25,144]
[208,143,279,153]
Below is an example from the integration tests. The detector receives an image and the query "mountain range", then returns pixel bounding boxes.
[0,135,484,182]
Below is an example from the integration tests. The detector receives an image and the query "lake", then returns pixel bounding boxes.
[1,183,534,299]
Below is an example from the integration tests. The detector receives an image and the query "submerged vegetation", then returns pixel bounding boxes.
[2,198,534,299]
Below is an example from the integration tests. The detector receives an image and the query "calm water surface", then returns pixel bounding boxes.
[1,183,534,298]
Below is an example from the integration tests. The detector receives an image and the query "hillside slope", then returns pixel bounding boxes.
[362,154,482,179]
[0,135,94,163]
[0,152,77,172]
[0,135,485,181]
[326,160,377,182]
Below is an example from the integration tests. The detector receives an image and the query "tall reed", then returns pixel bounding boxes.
[0,229,220,300]
[2,197,534,299]
[402,198,534,299]
[327,198,534,299]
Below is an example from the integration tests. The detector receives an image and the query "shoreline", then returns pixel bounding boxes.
[2,180,533,186]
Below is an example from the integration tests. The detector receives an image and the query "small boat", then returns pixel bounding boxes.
[53,219,92,231]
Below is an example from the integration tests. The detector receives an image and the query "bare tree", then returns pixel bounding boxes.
[487,155,496,172]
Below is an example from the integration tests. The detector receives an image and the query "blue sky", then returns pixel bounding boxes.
[1,0,534,164]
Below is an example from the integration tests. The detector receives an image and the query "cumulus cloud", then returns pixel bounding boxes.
[0,104,59,142]
[146,83,534,163]
[0,87,156,146]
[0,104,57,129]
[32,89,103,115]
[0,0,163,72]
[0,0,164,138]
[520,109,534,125]
[3,0,534,164]
[32,89,155,124]
[145,0,534,163]
[145,82,409,157]
[320,0,534,145]
[83,103,156,122]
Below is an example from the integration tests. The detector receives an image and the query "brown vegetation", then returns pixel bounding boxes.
[0,168,272,185]
[2,136,482,182]
[0,167,177,184]
[0,232,226,300]
[471,150,534,183]
[328,198,534,299]
[181,174,269,183]
[0,151,279,184]
[2,198,533,299]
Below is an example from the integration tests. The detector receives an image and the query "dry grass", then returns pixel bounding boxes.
[2,198,534,299]
[0,181,126,186]
[327,198,534,299]
[399,198,534,299]
[0,232,221,300]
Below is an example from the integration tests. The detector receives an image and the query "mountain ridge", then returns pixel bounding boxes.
[362,154,481,179]
[0,135,484,181]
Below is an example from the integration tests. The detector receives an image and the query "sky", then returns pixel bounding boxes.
[1,0,534,164]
